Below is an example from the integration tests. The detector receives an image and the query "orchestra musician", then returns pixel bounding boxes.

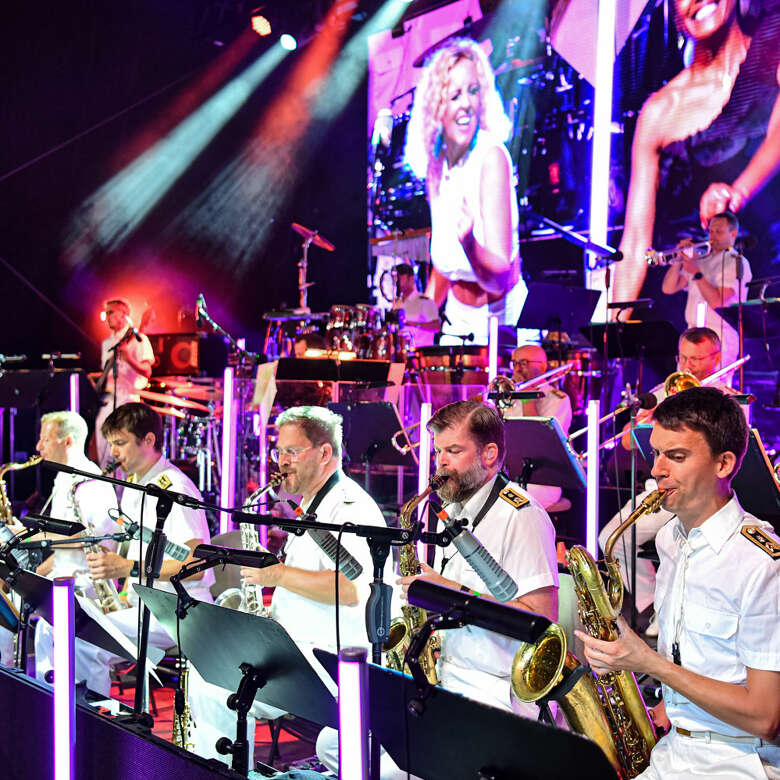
[93,299,153,467]
[579,388,780,779]
[398,400,558,715]
[25,411,120,696]
[503,343,572,510]
[392,262,440,348]
[404,38,527,346]
[661,212,752,370]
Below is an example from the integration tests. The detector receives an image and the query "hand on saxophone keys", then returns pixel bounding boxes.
[239,563,286,588]
[86,549,133,581]
[575,615,656,677]
[397,561,457,601]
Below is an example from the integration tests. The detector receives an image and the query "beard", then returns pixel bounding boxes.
[437,460,490,505]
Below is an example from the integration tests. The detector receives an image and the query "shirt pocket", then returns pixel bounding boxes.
[686,604,738,640]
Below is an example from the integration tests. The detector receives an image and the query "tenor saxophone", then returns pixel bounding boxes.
[172,658,195,751]
[0,455,42,569]
[383,472,446,685]
[564,489,665,778]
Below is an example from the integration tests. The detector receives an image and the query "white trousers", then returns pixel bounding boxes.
[639,730,780,779]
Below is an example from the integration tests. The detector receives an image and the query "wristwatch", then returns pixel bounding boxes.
[692,271,704,281]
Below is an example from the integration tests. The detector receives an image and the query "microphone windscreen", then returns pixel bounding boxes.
[638,392,658,410]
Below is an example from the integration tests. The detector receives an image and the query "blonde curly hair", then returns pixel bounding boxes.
[404,38,511,181]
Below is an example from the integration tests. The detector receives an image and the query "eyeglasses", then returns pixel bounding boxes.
[678,352,719,365]
[511,359,544,368]
[270,445,314,463]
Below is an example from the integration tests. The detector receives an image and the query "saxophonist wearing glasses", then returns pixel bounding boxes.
[578,388,780,779]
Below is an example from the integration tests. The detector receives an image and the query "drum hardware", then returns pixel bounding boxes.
[645,241,710,267]
[291,221,335,311]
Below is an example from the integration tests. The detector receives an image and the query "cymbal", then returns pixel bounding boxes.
[172,384,223,402]
[291,222,335,252]
[412,15,493,68]
[139,389,210,414]
[147,404,187,420]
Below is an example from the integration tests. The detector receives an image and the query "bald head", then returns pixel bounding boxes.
[512,344,548,383]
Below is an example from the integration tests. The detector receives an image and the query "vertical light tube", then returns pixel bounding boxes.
[587,0,617,320]
[586,400,601,557]
[53,577,75,780]
[220,366,236,534]
[338,647,369,780]
[416,402,432,563]
[68,374,79,413]
[488,315,499,383]
[256,411,269,547]
[696,302,707,327]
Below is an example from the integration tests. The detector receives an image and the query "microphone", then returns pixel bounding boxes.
[0,354,27,364]
[191,543,278,569]
[435,507,518,602]
[440,311,452,327]
[21,514,86,536]
[407,580,549,643]
[195,294,207,329]
[633,392,657,411]
[286,500,363,581]
[125,316,142,342]
[41,353,81,361]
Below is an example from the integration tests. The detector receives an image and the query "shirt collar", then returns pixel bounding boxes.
[449,474,499,522]
[135,455,167,486]
[672,494,745,553]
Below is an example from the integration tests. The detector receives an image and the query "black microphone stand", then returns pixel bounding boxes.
[733,247,746,392]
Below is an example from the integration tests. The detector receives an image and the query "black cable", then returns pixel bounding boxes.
[334,524,345,656]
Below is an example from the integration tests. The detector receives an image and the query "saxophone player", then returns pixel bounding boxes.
[398,400,559,715]
[578,388,780,778]
[30,411,120,696]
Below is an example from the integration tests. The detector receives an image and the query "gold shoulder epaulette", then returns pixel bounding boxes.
[156,473,173,490]
[740,526,780,559]
[499,485,530,510]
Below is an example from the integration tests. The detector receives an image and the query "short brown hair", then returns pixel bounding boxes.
[101,402,163,452]
[427,401,505,465]
[680,327,720,350]
[653,387,747,475]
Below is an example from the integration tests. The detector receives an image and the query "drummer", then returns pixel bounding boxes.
[503,344,572,510]
[392,263,440,348]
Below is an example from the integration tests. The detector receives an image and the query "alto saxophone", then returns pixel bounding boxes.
[565,489,665,778]
[0,455,43,569]
[215,472,284,616]
[383,472,446,685]
[70,462,123,614]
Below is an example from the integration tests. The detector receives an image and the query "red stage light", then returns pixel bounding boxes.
[251,15,272,36]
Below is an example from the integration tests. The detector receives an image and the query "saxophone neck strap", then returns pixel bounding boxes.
[470,472,510,532]
[305,469,342,518]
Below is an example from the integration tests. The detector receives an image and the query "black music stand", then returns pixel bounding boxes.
[276,358,391,384]
[580,322,679,360]
[313,649,617,780]
[502,417,586,491]
[716,298,780,338]
[517,283,602,336]
[135,586,338,774]
[329,401,418,490]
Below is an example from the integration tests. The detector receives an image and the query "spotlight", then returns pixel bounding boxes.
[251,14,272,36]
[280,33,297,51]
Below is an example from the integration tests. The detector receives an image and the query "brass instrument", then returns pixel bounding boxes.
[0,455,43,525]
[487,363,574,413]
[214,471,284,615]
[70,469,122,614]
[172,658,195,751]
[645,240,710,266]
[565,490,664,778]
[383,472,446,684]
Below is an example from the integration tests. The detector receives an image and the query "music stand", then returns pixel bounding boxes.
[716,298,780,339]
[502,417,586,491]
[136,586,338,773]
[517,283,602,336]
[580,322,679,360]
[313,649,617,780]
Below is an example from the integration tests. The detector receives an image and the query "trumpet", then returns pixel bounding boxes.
[645,241,710,266]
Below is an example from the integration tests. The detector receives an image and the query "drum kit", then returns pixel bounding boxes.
[140,377,222,493]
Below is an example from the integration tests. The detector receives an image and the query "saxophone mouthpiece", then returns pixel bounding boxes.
[102,461,121,475]
[429,471,448,490]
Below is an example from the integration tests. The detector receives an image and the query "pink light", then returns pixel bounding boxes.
[586,400,600,557]
[220,366,236,533]
[256,411,269,547]
[416,402,431,563]
[53,577,75,780]
[338,647,368,780]
[696,302,707,327]
[68,374,79,413]
[488,316,498,383]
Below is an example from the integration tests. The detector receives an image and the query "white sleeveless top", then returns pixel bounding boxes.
[429,130,519,282]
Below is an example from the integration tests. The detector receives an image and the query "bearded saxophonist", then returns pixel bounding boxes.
[30,411,120,696]
[578,388,780,779]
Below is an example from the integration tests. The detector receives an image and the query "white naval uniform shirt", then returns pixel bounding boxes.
[271,471,390,652]
[100,326,154,400]
[682,250,752,367]
[46,454,119,594]
[433,475,559,712]
[121,456,214,606]
[655,496,780,737]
